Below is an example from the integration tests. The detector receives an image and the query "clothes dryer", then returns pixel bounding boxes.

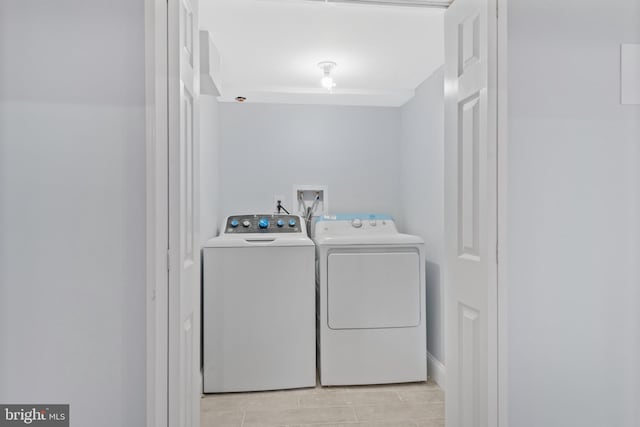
[313,214,426,386]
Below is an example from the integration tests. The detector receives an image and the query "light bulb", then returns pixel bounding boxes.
[321,76,335,90]
[318,61,337,92]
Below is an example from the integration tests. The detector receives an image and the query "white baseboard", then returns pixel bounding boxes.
[427,352,446,389]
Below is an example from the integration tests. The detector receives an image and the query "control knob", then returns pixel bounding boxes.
[276,219,285,227]
[288,218,297,227]
[258,218,269,229]
[230,219,239,228]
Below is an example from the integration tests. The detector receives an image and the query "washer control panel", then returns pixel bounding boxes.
[224,214,303,234]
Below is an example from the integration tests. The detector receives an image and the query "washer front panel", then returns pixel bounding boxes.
[203,244,316,392]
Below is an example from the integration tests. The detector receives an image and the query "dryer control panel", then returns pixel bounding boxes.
[313,214,398,237]
[224,214,303,234]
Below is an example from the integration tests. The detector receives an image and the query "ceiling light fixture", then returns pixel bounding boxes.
[318,61,337,92]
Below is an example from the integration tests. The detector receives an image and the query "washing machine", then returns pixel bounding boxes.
[313,214,426,386]
[203,214,316,393]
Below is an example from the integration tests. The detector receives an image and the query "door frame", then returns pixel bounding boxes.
[145,0,169,426]
[143,0,510,426]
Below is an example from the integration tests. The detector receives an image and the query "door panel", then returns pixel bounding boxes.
[458,93,480,259]
[444,0,497,426]
[458,303,480,426]
[180,314,194,427]
[458,14,480,76]
[181,85,195,265]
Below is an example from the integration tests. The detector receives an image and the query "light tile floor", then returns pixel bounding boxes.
[201,380,444,427]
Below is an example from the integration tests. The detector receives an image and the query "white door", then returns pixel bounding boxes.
[168,0,200,425]
[444,0,498,426]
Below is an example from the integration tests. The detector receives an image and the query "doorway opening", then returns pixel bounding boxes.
[145,0,506,425]
[200,1,447,423]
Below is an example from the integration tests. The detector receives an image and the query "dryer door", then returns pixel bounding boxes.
[327,250,421,329]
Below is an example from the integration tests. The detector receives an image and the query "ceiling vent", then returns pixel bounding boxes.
[302,0,452,8]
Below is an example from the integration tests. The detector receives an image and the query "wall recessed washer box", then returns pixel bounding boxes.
[621,44,640,105]
[293,185,328,217]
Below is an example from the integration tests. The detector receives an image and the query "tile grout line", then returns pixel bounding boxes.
[350,404,359,422]
[240,410,246,427]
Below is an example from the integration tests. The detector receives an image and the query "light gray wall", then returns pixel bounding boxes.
[218,103,402,220]
[0,2,146,426]
[507,1,640,426]
[399,68,445,364]
[200,96,221,244]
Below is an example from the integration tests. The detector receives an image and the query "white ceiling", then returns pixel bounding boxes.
[200,0,445,106]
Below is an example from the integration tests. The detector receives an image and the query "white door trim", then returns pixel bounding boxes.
[145,0,169,426]
[496,0,509,425]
